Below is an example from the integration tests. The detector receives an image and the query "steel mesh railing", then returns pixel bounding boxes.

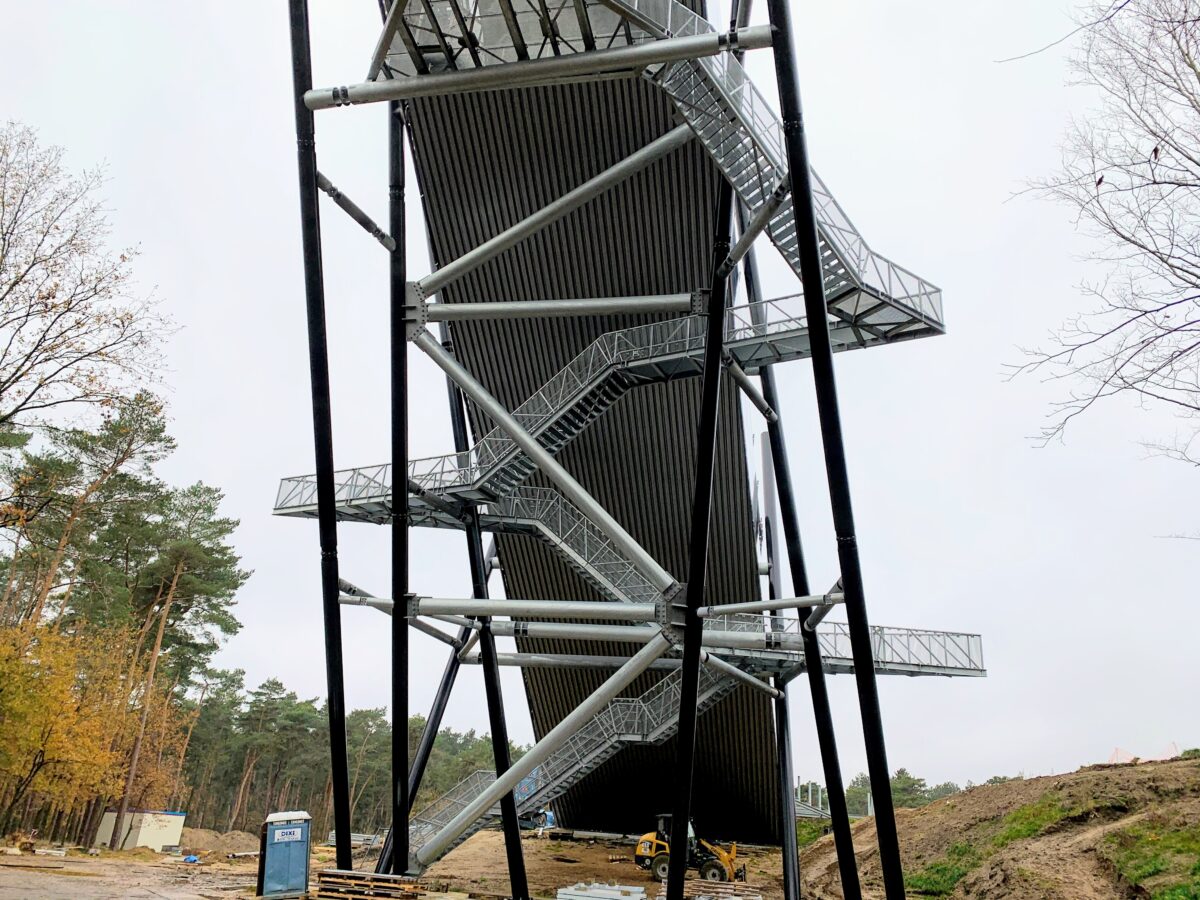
[603,0,943,326]
[816,623,985,672]
[495,487,661,604]
[405,662,737,856]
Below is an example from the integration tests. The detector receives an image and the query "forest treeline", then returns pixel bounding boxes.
[0,122,526,848]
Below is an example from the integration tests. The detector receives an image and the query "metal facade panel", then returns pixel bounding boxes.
[408,76,780,841]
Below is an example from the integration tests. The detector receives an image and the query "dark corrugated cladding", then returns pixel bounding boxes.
[408,75,781,842]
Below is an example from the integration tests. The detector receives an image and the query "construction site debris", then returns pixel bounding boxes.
[557,884,647,900]
[316,867,423,898]
[180,827,259,855]
[654,882,763,900]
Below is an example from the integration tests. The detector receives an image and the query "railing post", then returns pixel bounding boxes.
[286,0,353,870]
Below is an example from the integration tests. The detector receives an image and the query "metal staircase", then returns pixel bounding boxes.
[405,291,913,502]
[407,663,738,861]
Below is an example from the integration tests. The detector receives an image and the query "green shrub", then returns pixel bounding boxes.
[795,819,830,851]
[905,843,980,896]
[993,795,1068,847]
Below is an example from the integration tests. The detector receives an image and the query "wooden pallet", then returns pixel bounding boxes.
[653,882,763,900]
[314,869,426,899]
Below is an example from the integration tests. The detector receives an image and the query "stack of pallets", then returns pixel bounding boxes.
[314,870,468,900]
[653,883,763,900]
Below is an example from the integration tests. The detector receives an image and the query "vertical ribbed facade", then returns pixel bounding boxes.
[408,77,781,842]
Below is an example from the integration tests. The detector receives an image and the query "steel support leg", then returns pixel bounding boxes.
[665,175,736,900]
[374,618,472,874]
[766,1,903,894]
[466,508,530,900]
[774,683,801,900]
[389,100,410,875]
[742,217,860,895]
[286,0,352,870]
[375,330,479,876]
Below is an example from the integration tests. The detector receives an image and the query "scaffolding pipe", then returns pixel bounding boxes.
[414,329,676,591]
[408,617,462,648]
[697,593,841,618]
[317,172,396,251]
[407,477,461,519]
[482,619,803,652]
[717,179,789,279]
[416,632,673,863]
[701,652,782,699]
[806,583,841,631]
[466,652,684,671]
[456,629,480,660]
[418,125,693,297]
[414,598,658,621]
[724,355,778,422]
[310,27,774,109]
[425,294,694,321]
[366,0,407,80]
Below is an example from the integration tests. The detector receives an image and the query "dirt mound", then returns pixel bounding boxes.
[800,756,1200,899]
[181,827,259,855]
[423,829,784,897]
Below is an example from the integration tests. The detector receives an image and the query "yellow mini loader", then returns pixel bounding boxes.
[634,814,746,882]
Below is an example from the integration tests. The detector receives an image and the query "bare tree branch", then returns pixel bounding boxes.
[1017,1,1200,462]
[0,122,169,430]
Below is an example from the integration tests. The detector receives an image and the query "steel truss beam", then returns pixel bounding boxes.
[307,26,773,109]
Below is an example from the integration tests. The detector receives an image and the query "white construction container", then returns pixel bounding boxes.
[94,809,186,852]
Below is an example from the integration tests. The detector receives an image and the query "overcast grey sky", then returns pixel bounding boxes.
[4,0,1196,791]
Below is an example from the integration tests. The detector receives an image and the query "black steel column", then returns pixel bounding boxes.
[762,516,801,900]
[666,177,737,900]
[741,210,862,898]
[766,1,904,894]
[375,332,477,877]
[465,508,531,900]
[287,0,353,871]
[389,100,410,875]
[773,680,801,900]
[375,618,471,874]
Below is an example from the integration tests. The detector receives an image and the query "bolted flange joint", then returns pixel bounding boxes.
[661,581,688,643]
[404,281,430,340]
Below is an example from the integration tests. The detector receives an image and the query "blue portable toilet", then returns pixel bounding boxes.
[256,810,311,898]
